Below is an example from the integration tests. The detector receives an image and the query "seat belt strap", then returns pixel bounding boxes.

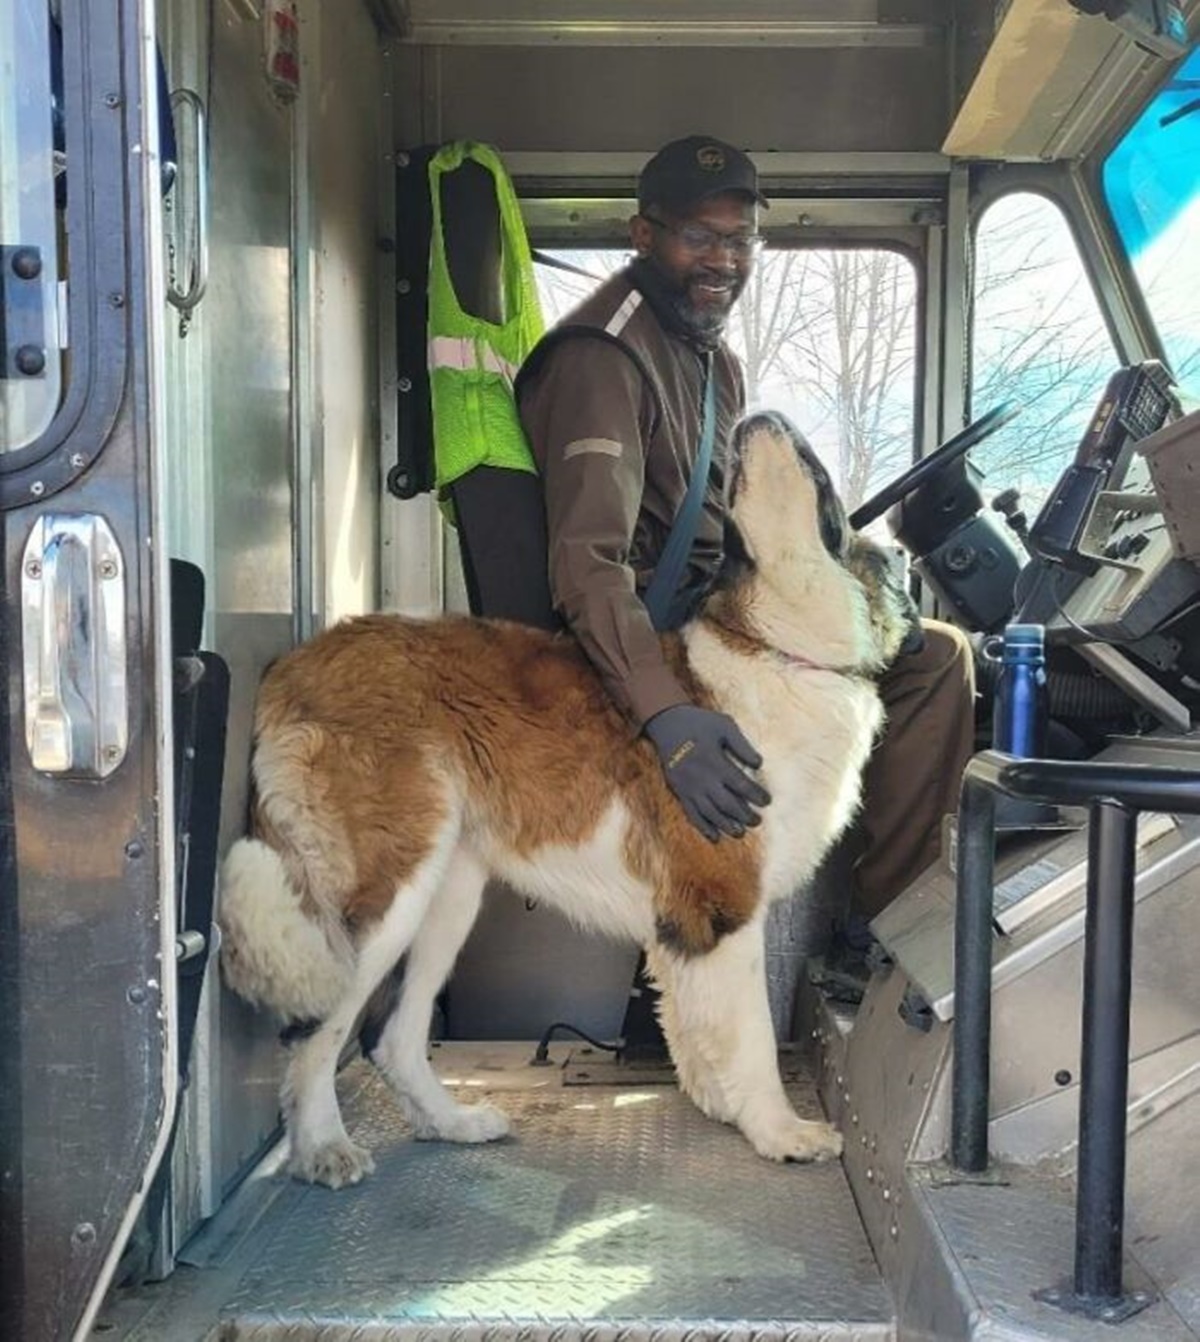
[643,353,716,632]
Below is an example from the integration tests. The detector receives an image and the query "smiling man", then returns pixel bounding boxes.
[516,135,772,841]
[517,132,975,951]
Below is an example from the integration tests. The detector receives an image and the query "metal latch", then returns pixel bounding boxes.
[21,513,128,777]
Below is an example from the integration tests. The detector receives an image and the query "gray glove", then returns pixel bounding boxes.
[644,704,771,842]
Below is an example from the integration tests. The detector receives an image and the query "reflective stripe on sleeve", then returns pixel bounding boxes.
[563,437,623,461]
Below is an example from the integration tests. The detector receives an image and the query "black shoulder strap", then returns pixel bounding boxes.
[514,325,664,438]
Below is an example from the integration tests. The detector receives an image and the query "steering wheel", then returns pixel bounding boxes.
[848,402,1023,530]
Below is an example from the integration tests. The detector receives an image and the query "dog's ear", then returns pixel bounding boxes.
[846,535,924,666]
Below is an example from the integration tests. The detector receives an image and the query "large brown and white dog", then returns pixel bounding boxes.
[219,411,919,1188]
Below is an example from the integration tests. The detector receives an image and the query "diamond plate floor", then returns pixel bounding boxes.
[99,1046,894,1341]
[919,1171,1197,1341]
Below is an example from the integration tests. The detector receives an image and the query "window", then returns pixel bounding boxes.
[970,193,1117,514]
[1103,44,1200,403]
[0,0,66,452]
[534,244,919,515]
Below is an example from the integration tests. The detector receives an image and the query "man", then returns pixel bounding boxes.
[516,134,975,920]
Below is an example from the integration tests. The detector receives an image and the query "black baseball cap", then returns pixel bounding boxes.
[637,135,768,215]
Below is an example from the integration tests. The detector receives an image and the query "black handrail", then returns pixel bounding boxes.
[951,749,1200,1313]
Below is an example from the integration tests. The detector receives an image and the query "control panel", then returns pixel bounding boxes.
[1027,362,1176,576]
[1046,407,1200,642]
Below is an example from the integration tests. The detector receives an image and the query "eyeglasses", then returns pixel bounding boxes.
[642,215,765,259]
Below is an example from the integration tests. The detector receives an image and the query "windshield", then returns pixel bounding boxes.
[535,244,918,518]
[1102,44,1200,402]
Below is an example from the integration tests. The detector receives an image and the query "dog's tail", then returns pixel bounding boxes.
[219,837,353,1022]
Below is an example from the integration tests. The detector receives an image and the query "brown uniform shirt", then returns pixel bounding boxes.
[517,267,746,728]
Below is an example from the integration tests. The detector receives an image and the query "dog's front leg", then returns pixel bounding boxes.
[647,917,843,1164]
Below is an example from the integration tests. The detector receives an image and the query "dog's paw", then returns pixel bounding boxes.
[414,1101,511,1145]
[289,1136,376,1188]
[742,1111,844,1164]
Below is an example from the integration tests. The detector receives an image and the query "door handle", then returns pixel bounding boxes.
[21,513,129,777]
[166,87,209,334]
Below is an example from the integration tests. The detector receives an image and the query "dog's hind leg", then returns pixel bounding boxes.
[284,818,461,1188]
[371,849,510,1144]
[647,916,843,1164]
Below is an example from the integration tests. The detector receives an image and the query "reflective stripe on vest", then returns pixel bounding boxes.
[426,141,544,491]
[427,335,520,383]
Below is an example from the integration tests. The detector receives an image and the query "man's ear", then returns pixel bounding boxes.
[629,213,654,257]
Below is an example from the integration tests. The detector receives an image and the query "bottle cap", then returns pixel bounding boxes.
[1004,623,1045,648]
[1004,622,1041,665]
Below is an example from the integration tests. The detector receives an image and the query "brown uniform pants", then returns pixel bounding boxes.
[851,619,977,921]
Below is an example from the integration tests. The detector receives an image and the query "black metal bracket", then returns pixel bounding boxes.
[0,246,48,382]
[950,749,1200,1316]
[898,985,934,1032]
[1033,1279,1156,1323]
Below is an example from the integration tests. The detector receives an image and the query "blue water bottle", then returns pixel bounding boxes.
[992,623,1048,757]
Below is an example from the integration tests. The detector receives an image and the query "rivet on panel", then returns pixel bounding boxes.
[16,344,46,376]
[11,248,42,279]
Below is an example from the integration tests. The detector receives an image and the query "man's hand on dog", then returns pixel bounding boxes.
[644,704,772,842]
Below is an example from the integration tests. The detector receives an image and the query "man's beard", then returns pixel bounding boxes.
[669,277,739,339]
[634,255,744,343]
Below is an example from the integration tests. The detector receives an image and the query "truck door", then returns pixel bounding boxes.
[1,2,176,1338]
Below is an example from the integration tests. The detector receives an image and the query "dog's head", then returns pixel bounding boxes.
[717,410,922,667]
[724,411,849,575]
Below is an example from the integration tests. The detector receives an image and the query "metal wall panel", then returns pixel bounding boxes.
[393,43,950,156]
[202,0,297,1202]
[310,1,383,625]
[207,16,295,622]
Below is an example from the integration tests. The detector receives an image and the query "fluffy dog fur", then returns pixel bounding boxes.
[219,410,919,1188]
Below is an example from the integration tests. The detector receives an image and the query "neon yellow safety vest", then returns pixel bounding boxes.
[426,142,544,493]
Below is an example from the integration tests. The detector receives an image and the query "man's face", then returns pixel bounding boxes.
[631,193,761,339]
